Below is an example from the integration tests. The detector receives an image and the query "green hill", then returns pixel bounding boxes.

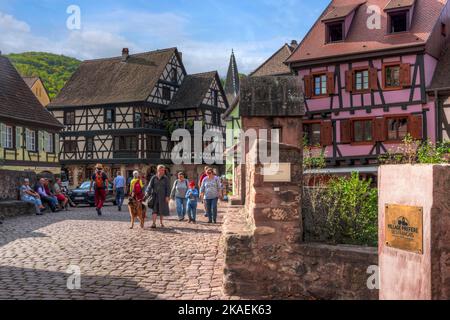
[6,52,81,99]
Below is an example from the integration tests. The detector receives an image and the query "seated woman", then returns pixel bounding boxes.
[20,178,45,215]
[53,178,69,211]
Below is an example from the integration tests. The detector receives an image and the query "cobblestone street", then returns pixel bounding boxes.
[0,204,235,300]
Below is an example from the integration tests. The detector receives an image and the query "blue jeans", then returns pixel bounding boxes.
[115,187,125,208]
[22,196,42,214]
[176,197,187,219]
[205,198,218,223]
[187,201,197,221]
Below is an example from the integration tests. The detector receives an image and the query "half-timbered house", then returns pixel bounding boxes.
[0,54,63,174]
[48,48,228,186]
[286,0,450,179]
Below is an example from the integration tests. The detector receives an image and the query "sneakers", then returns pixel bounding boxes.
[96,208,102,216]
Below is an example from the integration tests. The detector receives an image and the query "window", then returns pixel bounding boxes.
[384,64,401,88]
[25,129,36,152]
[1,125,14,149]
[303,123,321,146]
[313,74,327,96]
[134,112,142,128]
[354,70,369,91]
[105,108,116,123]
[327,22,344,42]
[45,133,54,153]
[146,135,161,152]
[389,11,408,33]
[162,86,171,100]
[86,137,94,152]
[387,117,408,141]
[171,68,178,83]
[353,120,373,143]
[64,111,75,125]
[442,23,447,37]
[114,136,138,151]
[64,140,77,153]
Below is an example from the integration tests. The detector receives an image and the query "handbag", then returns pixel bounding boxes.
[147,193,155,208]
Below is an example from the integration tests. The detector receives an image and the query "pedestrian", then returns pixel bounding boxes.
[185,181,199,224]
[200,167,223,224]
[170,171,189,221]
[20,178,45,215]
[53,178,69,210]
[113,171,126,211]
[130,171,145,202]
[34,178,57,212]
[145,165,170,229]
[198,166,209,217]
[89,164,108,216]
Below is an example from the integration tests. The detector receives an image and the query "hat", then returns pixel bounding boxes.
[189,181,196,188]
[95,163,103,169]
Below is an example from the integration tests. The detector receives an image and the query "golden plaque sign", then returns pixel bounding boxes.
[385,204,423,254]
[262,163,291,182]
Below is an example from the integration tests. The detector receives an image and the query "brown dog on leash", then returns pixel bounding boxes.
[128,197,146,229]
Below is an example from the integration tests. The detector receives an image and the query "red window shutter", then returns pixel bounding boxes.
[409,115,423,140]
[304,75,312,98]
[400,63,411,87]
[320,121,333,146]
[345,70,353,92]
[374,117,386,142]
[369,68,379,90]
[340,120,352,144]
[327,72,335,95]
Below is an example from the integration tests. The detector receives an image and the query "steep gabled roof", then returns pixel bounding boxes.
[0,56,63,129]
[250,43,296,77]
[286,0,448,65]
[224,50,240,103]
[48,48,179,108]
[429,46,450,90]
[167,71,221,111]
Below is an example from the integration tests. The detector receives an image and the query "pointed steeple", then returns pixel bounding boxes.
[224,50,240,102]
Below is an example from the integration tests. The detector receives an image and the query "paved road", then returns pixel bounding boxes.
[0,203,236,300]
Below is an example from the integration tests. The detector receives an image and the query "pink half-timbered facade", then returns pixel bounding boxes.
[286,0,450,176]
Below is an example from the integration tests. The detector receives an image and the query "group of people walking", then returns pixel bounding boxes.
[20,177,75,215]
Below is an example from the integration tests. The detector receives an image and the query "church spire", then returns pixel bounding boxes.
[224,49,240,102]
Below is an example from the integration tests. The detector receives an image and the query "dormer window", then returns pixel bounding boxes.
[327,22,344,43]
[389,10,408,33]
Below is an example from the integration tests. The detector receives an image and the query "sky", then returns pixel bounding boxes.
[0,0,329,76]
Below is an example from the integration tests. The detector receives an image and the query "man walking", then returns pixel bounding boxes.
[113,171,126,211]
[90,164,108,216]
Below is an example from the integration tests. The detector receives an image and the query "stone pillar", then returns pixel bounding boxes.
[378,164,450,300]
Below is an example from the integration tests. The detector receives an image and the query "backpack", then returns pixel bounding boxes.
[95,172,104,189]
[134,180,142,194]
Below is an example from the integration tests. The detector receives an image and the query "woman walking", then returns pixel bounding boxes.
[200,167,222,224]
[145,165,170,229]
[170,172,189,221]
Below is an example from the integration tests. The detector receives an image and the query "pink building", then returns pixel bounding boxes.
[286,0,450,177]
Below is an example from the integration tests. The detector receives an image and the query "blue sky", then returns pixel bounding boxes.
[0,0,329,75]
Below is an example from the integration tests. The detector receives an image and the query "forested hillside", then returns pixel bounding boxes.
[6,52,81,99]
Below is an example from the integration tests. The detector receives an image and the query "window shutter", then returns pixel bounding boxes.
[303,75,312,98]
[400,63,411,87]
[369,68,379,90]
[326,72,335,95]
[15,127,22,148]
[38,131,44,152]
[320,121,333,146]
[409,115,423,140]
[0,123,5,148]
[340,120,352,143]
[374,117,386,142]
[345,70,353,92]
[55,134,60,154]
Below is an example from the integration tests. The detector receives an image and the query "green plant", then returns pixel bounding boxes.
[417,140,449,164]
[324,172,378,246]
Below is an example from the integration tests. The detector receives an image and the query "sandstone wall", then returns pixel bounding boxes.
[0,170,38,201]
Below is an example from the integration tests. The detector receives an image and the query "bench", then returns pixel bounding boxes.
[0,200,36,221]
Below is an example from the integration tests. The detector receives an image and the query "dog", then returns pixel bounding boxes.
[128,197,147,229]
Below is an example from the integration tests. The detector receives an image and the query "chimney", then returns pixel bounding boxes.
[122,48,129,62]
[290,40,298,48]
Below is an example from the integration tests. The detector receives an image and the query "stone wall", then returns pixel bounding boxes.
[223,205,379,299]
[0,170,37,201]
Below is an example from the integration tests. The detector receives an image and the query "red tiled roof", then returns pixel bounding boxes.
[322,1,365,22]
[250,44,295,77]
[287,0,447,65]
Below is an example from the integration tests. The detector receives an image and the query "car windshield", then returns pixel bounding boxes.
[79,182,91,190]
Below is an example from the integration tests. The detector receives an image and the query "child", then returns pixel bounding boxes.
[185,181,199,224]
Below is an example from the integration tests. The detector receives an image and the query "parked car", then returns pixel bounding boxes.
[68,181,117,207]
